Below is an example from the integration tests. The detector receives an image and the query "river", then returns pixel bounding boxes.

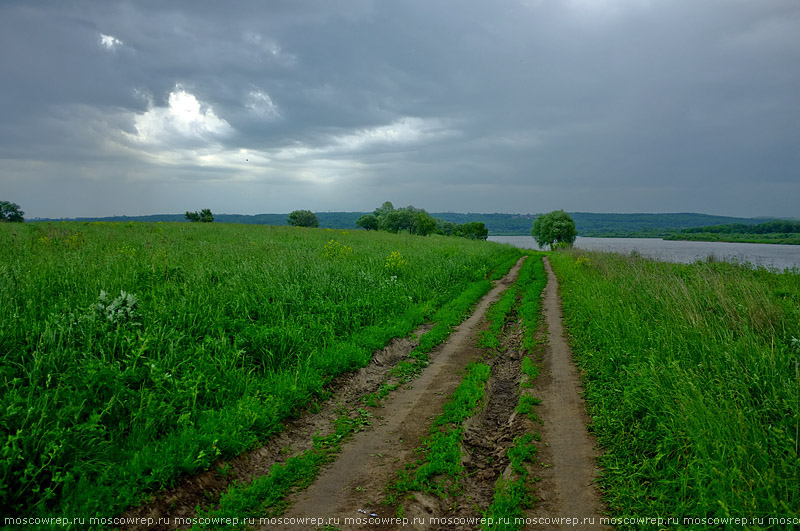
[489,236,800,272]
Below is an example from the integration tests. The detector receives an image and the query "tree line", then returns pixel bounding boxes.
[354,202,488,240]
[185,209,214,222]
[188,203,581,249]
[21,203,780,238]
[5,196,574,248]
[283,203,489,240]
[681,220,800,235]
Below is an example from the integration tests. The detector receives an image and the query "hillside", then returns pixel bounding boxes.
[664,219,800,245]
[567,212,774,237]
[36,212,775,237]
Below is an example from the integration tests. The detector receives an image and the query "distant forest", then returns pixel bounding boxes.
[662,219,800,245]
[679,220,800,234]
[39,211,780,237]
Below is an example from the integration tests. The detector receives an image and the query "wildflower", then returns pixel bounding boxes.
[65,232,84,249]
[384,251,408,275]
[118,245,137,257]
[324,239,353,258]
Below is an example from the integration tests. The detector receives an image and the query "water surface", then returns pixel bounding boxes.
[490,236,800,272]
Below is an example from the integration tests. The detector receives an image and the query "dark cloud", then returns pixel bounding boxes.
[1,0,798,218]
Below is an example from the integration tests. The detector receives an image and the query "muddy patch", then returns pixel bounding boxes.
[459,322,527,514]
[397,314,535,530]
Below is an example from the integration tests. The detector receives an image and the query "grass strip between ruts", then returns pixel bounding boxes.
[483,432,539,531]
[483,254,547,529]
[389,362,492,506]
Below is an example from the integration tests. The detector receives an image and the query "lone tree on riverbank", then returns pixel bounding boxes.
[531,210,577,249]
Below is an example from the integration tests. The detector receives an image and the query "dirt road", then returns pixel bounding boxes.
[269,255,607,529]
[124,254,609,530]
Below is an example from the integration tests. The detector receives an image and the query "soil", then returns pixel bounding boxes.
[121,255,609,530]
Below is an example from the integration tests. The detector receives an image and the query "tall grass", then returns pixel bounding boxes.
[0,221,520,520]
[549,251,800,523]
[198,265,516,524]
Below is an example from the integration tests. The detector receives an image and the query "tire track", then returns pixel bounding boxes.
[527,257,608,530]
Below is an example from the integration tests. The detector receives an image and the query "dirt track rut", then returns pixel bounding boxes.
[528,257,607,529]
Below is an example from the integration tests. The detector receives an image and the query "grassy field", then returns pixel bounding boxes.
[0,221,521,520]
[549,251,800,525]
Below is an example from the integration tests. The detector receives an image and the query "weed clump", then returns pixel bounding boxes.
[95,290,141,326]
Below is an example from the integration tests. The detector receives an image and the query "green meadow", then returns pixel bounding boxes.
[549,251,800,524]
[0,221,521,519]
[4,219,798,526]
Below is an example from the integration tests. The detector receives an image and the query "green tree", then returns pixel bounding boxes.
[412,210,438,236]
[373,201,395,220]
[185,209,214,222]
[436,220,459,236]
[0,201,24,222]
[356,214,380,231]
[531,210,577,249]
[368,202,437,235]
[381,208,415,233]
[287,209,319,228]
[460,221,489,240]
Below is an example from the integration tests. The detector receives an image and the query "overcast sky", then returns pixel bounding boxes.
[1,0,798,218]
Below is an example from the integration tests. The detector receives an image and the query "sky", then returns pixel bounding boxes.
[1,0,799,219]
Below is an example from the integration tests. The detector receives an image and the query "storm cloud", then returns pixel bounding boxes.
[1,0,798,218]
